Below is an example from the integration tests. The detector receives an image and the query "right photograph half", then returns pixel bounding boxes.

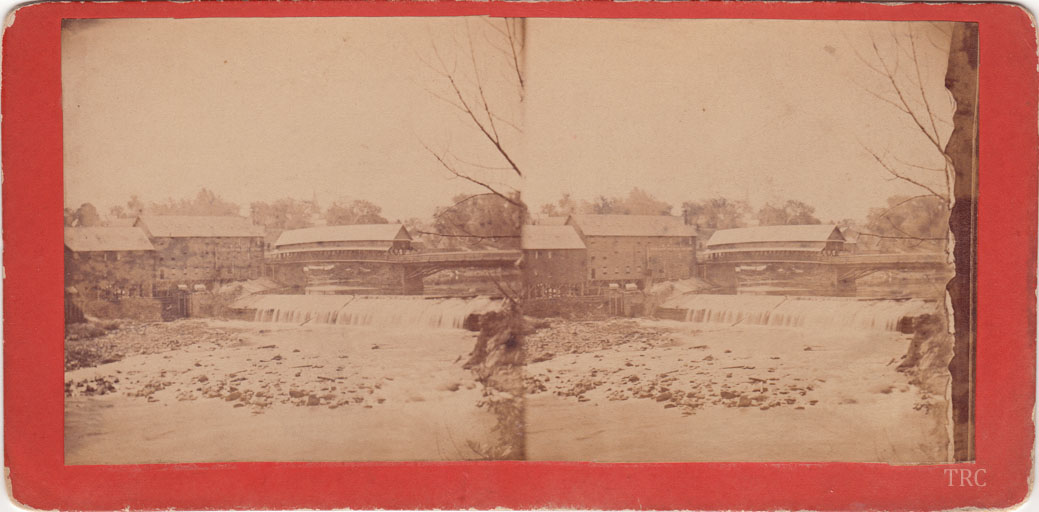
[517,19,977,464]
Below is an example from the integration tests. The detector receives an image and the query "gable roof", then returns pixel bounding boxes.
[707,224,844,247]
[274,224,410,248]
[521,225,586,250]
[64,227,155,252]
[568,214,697,238]
[136,216,264,238]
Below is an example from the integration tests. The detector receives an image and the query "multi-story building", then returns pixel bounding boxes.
[566,214,697,287]
[64,226,157,299]
[520,224,587,297]
[135,215,265,289]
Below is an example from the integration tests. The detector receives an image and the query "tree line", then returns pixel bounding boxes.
[64,188,523,251]
[538,187,947,253]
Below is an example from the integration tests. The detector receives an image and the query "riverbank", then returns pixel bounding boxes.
[523,318,950,463]
[65,319,496,464]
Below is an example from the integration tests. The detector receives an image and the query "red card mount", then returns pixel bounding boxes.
[3,1,1035,510]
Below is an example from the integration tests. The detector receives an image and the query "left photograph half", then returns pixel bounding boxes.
[61,17,527,464]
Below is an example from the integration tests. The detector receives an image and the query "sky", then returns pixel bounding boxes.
[521,19,956,223]
[62,17,522,222]
[63,17,959,224]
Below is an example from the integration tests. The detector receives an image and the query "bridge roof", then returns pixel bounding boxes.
[707,224,844,247]
[65,227,155,252]
[275,224,410,248]
[568,214,697,238]
[136,216,264,238]
[522,225,586,250]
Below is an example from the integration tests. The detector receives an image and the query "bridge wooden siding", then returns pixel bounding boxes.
[266,249,520,265]
[701,250,949,289]
[265,249,522,294]
[701,251,947,266]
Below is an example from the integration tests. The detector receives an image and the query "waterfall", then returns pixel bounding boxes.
[661,294,934,332]
[250,295,502,330]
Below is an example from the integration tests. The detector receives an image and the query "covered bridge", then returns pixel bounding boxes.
[268,224,413,263]
[704,224,847,261]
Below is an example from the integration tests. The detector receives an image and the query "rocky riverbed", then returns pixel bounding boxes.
[524,319,834,414]
[523,318,950,463]
[64,319,497,463]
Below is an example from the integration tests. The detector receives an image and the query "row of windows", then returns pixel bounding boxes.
[706,249,843,260]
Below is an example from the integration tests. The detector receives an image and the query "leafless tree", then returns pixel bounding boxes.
[413,18,527,252]
[851,21,980,462]
[416,18,529,461]
[847,22,957,247]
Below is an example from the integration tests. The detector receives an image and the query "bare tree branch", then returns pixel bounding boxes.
[861,143,948,201]
[908,28,943,145]
[421,142,523,208]
[412,228,519,241]
[447,150,516,172]
[892,154,947,173]
[875,194,943,219]
[431,192,500,220]
[465,21,501,144]
[856,232,946,241]
[869,33,947,155]
[504,18,526,97]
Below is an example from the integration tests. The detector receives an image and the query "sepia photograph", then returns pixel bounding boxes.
[62,16,527,464]
[62,15,977,465]
[516,19,975,464]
